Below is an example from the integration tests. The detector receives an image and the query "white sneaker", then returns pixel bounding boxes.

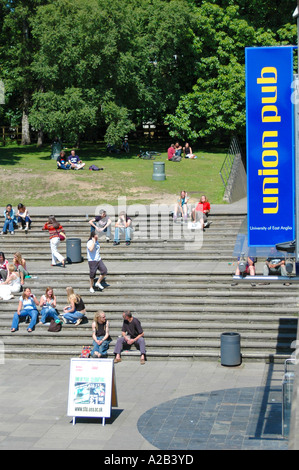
[95,282,104,290]
[90,287,95,293]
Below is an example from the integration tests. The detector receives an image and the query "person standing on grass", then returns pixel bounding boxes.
[87,231,108,293]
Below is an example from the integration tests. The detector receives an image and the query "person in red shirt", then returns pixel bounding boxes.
[167,144,175,160]
[191,195,211,229]
[0,252,9,281]
[42,216,66,266]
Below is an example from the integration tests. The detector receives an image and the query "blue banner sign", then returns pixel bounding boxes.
[245,46,295,247]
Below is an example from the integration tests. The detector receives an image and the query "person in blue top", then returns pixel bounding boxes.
[173,191,189,223]
[11,287,39,333]
[1,204,17,235]
[68,150,85,170]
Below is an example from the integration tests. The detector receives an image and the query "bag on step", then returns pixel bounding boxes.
[80,345,91,358]
[48,319,62,332]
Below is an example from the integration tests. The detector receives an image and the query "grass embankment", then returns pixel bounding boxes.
[0,142,226,207]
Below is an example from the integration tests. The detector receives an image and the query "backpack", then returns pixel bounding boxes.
[48,319,62,332]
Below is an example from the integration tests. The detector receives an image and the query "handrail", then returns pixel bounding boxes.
[219,136,243,189]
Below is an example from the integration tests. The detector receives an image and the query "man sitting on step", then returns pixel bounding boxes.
[114,311,146,365]
[263,257,287,277]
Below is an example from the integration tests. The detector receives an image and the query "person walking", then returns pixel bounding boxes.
[42,216,66,267]
[87,231,108,293]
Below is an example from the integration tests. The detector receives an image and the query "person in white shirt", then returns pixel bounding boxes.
[0,264,21,300]
[86,231,108,293]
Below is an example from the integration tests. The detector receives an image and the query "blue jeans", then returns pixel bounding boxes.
[11,308,38,331]
[18,216,31,229]
[63,309,84,324]
[3,219,15,233]
[90,225,111,238]
[114,227,132,242]
[57,163,70,170]
[91,336,111,357]
[40,306,60,323]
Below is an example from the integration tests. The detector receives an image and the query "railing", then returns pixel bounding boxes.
[219,135,243,189]
[282,357,295,438]
[0,126,21,145]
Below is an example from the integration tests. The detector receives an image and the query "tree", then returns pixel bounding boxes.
[0,0,48,144]
[166,1,296,144]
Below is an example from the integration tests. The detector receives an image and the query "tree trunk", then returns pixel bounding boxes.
[37,129,44,147]
[21,92,31,145]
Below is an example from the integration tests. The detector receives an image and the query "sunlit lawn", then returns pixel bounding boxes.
[0,142,226,207]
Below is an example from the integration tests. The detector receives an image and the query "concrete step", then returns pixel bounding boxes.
[0,210,296,362]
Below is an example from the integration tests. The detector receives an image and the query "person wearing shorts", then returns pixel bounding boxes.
[68,150,85,170]
[87,231,108,293]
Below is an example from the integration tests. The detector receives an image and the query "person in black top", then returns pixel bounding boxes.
[114,310,146,364]
[62,286,86,325]
[91,310,112,357]
[57,151,70,170]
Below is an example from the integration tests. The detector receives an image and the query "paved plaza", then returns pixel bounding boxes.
[0,358,288,451]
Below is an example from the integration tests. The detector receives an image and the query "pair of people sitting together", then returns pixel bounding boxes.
[56,150,85,170]
[173,192,211,230]
[235,255,289,278]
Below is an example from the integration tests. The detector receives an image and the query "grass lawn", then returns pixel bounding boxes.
[0,141,227,207]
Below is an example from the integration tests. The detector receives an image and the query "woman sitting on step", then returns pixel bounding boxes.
[0,264,21,300]
[13,252,30,285]
[11,287,39,333]
[39,287,61,325]
[16,203,32,233]
[61,286,86,326]
[90,310,112,358]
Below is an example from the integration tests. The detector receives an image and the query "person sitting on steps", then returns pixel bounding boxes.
[16,203,31,233]
[91,310,112,358]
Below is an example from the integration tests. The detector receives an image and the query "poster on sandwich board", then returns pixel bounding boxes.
[67,358,118,425]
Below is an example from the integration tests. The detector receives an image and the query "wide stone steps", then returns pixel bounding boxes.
[0,215,242,261]
[0,211,297,362]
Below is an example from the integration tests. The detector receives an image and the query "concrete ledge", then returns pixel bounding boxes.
[232,275,299,283]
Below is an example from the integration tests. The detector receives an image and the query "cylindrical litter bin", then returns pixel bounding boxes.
[66,238,82,263]
[152,161,166,181]
[220,332,241,366]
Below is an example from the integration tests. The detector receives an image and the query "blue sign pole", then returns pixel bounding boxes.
[245,46,295,247]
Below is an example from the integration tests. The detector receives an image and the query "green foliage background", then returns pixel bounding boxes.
[0,0,297,146]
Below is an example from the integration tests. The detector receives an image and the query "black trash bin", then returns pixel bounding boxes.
[66,238,82,263]
[220,332,241,366]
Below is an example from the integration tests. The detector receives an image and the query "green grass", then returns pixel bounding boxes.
[0,142,226,206]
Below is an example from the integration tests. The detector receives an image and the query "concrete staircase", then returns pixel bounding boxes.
[0,211,297,362]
